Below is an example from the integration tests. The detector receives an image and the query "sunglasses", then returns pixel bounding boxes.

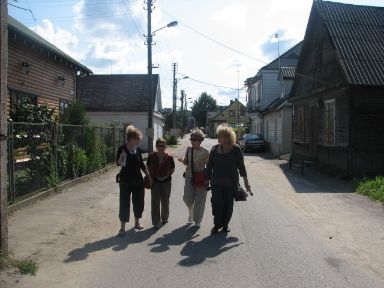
[190,138,200,142]
[156,144,166,147]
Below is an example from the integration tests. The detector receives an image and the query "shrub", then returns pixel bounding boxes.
[356,176,384,203]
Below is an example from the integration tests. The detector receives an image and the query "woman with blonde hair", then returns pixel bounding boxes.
[116,125,151,236]
[178,128,210,227]
[206,124,250,234]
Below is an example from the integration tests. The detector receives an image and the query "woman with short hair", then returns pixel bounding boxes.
[178,128,210,227]
[147,138,175,230]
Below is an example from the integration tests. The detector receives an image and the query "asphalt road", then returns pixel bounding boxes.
[2,135,384,288]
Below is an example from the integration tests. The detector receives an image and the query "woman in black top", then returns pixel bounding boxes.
[116,125,151,237]
[206,124,251,234]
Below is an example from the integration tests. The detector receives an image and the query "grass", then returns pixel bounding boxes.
[356,176,384,203]
[0,251,38,276]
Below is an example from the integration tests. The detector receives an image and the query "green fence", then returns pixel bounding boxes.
[7,121,125,204]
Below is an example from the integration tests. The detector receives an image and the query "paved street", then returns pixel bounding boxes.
[1,135,384,288]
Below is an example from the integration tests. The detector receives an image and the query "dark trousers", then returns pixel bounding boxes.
[151,181,171,225]
[211,184,235,228]
[119,180,145,223]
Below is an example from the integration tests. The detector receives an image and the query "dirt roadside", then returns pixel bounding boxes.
[1,136,384,286]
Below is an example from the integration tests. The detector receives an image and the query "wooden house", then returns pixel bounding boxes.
[7,16,92,118]
[206,99,247,138]
[76,74,163,151]
[290,1,384,176]
[245,42,302,151]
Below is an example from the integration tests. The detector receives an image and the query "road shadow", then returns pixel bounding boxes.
[278,162,354,194]
[64,227,156,263]
[148,224,199,253]
[178,233,241,267]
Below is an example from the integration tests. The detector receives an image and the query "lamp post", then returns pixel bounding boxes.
[146,0,177,152]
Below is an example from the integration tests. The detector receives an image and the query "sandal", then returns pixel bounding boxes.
[134,223,144,230]
[117,229,125,237]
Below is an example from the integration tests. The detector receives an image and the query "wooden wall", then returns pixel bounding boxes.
[7,37,77,117]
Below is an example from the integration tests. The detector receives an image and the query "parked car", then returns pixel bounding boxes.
[239,133,266,152]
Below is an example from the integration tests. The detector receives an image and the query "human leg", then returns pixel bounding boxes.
[151,183,161,227]
[193,187,207,226]
[211,184,225,230]
[160,181,171,223]
[118,182,131,236]
[132,182,145,229]
[183,179,195,222]
[222,184,236,232]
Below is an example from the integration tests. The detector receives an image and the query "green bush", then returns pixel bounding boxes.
[164,134,178,146]
[356,176,384,203]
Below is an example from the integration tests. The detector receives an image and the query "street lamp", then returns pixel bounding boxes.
[146,0,177,152]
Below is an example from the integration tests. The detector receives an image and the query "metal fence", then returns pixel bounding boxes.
[7,121,125,204]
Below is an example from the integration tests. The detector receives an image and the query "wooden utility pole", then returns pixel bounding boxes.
[0,0,9,254]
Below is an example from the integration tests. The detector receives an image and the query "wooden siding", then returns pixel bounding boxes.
[260,71,280,110]
[8,40,76,117]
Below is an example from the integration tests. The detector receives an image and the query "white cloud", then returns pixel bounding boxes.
[211,4,247,29]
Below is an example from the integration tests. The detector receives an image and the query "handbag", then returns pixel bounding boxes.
[192,172,206,187]
[190,147,206,187]
[234,184,249,201]
[143,175,151,189]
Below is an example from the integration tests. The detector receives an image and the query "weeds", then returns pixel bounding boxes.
[356,176,384,203]
[0,251,38,276]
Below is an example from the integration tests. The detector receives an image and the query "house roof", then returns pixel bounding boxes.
[76,74,160,112]
[245,41,302,86]
[211,99,245,121]
[8,16,92,75]
[315,1,384,86]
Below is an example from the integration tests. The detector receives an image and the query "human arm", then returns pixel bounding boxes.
[235,146,251,191]
[116,146,126,166]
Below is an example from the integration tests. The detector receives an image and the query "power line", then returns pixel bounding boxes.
[159,7,268,65]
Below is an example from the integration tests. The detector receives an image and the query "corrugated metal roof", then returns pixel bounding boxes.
[316,1,384,86]
[8,16,92,74]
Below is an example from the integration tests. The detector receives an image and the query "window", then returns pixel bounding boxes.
[59,99,69,116]
[229,110,235,117]
[323,99,335,145]
[9,89,37,118]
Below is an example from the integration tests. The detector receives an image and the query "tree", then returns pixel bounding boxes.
[191,92,218,128]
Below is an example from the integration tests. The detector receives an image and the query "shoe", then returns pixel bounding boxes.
[187,216,193,223]
[117,229,125,237]
[162,220,168,224]
[210,226,219,234]
[222,226,230,233]
[193,222,201,227]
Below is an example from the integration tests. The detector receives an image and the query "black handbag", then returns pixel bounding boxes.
[234,184,249,201]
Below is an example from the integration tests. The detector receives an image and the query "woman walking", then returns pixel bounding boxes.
[147,138,175,230]
[178,128,210,227]
[206,124,251,234]
[116,125,151,237]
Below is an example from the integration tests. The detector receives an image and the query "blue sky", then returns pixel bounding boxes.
[8,0,384,108]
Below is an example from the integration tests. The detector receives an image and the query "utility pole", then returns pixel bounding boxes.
[180,90,185,133]
[0,0,9,254]
[146,0,154,152]
[172,63,177,129]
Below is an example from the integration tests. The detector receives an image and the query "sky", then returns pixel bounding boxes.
[8,0,384,109]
